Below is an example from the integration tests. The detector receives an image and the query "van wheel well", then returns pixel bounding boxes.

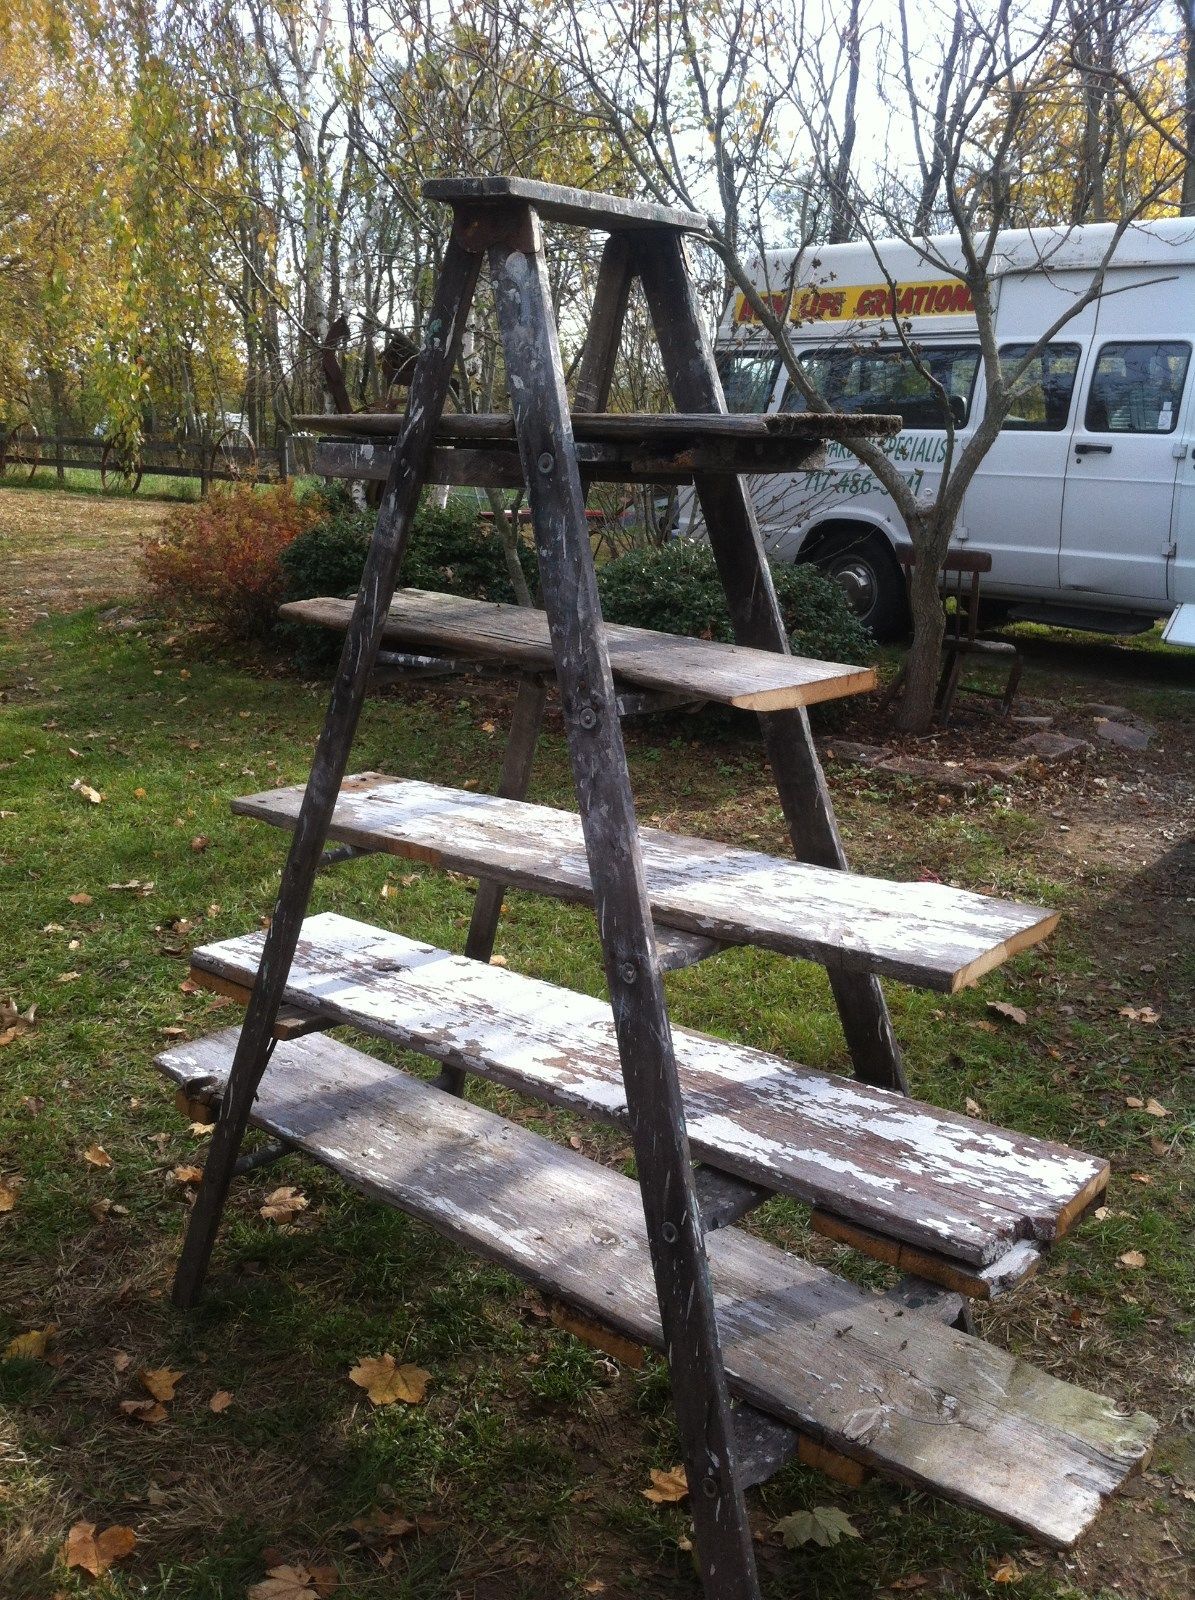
[798,521,909,642]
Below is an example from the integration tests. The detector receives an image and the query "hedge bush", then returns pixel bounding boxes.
[597,539,875,663]
[280,491,537,606]
[141,483,321,638]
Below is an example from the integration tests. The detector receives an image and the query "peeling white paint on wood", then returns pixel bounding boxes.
[233,776,1058,992]
[190,912,1106,1270]
[278,591,877,711]
[156,1025,1155,1547]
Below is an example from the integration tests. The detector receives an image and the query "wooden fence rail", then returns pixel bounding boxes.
[0,428,290,494]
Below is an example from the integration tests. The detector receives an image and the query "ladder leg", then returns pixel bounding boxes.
[486,205,760,1600]
[637,233,907,1094]
[171,239,483,1308]
[436,671,549,1095]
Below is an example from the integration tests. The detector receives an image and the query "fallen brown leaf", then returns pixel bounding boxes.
[190,835,210,853]
[112,1350,132,1372]
[120,1398,167,1425]
[5,1325,56,1360]
[170,1165,205,1185]
[1119,1005,1160,1025]
[83,1145,113,1169]
[0,1175,20,1212]
[990,1556,1024,1583]
[71,779,103,805]
[1118,1250,1146,1270]
[348,1354,432,1407]
[68,891,93,905]
[248,1563,320,1600]
[208,1389,234,1413]
[62,1521,137,1577]
[964,1096,983,1117]
[642,1464,688,1504]
[987,1001,1027,1025]
[140,1366,183,1402]
[350,1506,416,1543]
[259,1186,308,1223]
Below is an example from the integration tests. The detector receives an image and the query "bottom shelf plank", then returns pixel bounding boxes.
[157,1027,1154,1548]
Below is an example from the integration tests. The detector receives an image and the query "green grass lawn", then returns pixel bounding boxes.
[1,596,1192,1599]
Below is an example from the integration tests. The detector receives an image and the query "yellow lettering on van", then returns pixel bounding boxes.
[733,280,974,325]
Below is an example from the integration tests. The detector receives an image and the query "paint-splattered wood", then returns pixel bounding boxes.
[424,174,713,233]
[233,776,1058,992]
[155,1026,1155,1546]
[189,912,1106,1273]
[294,409,900,445]
[278,591,876,712]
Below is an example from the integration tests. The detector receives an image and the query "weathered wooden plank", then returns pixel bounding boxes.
[425,174,711,233]
[296,409,899,444]
[279,591,876,713]
[156,1026,1155,1546]
[189,913,1106,1271]
[233,776,1058,993]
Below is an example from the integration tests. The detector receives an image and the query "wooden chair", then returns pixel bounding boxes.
[886,541,1022,721]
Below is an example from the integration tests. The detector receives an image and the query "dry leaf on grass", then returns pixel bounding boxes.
[190,834,211,853]
[62,1521,137,1576]
[642,1465,688,1504]
[990,1556,1024,1583]
[140,1367,183,1402]
[350,1506,416,1544]
[68,891,93,905]
[247,1563,321,1600]
[120,1398,167,1425]
[964,1096,983,1117]
[112,1350,132,1372]
[1119,1005,1160,1025]
[772,1506,861,1549]
[5,1325,56,1360]
[83,1145,113,1169]
[0,1175,21,1212]
[1118,1250,1146,1270]
[0,998,37,1047]
[348,1354,431,1406]
[259,1186,308,1223]
[209,1389,234,1413]
[986,1001,1027,1026]
[170,1166,205,1185]
[71,779,103,805]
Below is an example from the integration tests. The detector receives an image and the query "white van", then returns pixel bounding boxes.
[710,219,1195,644]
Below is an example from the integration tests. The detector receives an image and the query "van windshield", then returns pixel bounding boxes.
[716,351,781,413]
[781,344,980,429]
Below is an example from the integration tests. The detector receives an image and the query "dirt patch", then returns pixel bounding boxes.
[0,486,171,631]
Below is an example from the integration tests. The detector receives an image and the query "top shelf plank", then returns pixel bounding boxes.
[291,409,902,446]
[279,588,877,712]
[423,175,712,234]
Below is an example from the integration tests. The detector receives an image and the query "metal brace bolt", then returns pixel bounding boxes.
[660,1220,679,1243]
[578,706,598,730]
[619,960,637,984]
[702,1476,720,1500]
[537,450,554,473]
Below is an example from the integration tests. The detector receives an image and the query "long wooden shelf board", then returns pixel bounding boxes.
[293,409,901,445]
[277,590,876,713]
[234,775,1058,993]
[423,175,713,234]
[155,1025,1154,1547]
[190,912,1106,1275]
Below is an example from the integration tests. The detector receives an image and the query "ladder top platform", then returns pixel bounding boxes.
[424,174,712,234]
[292,409,903,445]
[235,775,1058,993]
[189,911,1105,1287]
[280,589,877,712]
[156,1024,1152,1547]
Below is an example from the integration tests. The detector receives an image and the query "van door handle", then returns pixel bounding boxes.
[1074,443,1113,455]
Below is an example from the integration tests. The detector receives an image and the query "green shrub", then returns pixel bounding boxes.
[596,539,875,663]
[279,491,538,669]
[280,492,536,606]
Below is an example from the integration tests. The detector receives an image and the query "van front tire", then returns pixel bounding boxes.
[802,526,909,642]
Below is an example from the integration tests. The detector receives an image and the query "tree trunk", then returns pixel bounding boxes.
[897,548,947,733]
[827,0,861,244]
[1182,0,1195,216]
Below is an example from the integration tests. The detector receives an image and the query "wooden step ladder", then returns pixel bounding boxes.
[162,177,1154,1596]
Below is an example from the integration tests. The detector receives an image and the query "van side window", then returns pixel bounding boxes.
[999,343,1081,430]
[716,351,781,413]
[1084,341,1191,435]
[781,344,980,429]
